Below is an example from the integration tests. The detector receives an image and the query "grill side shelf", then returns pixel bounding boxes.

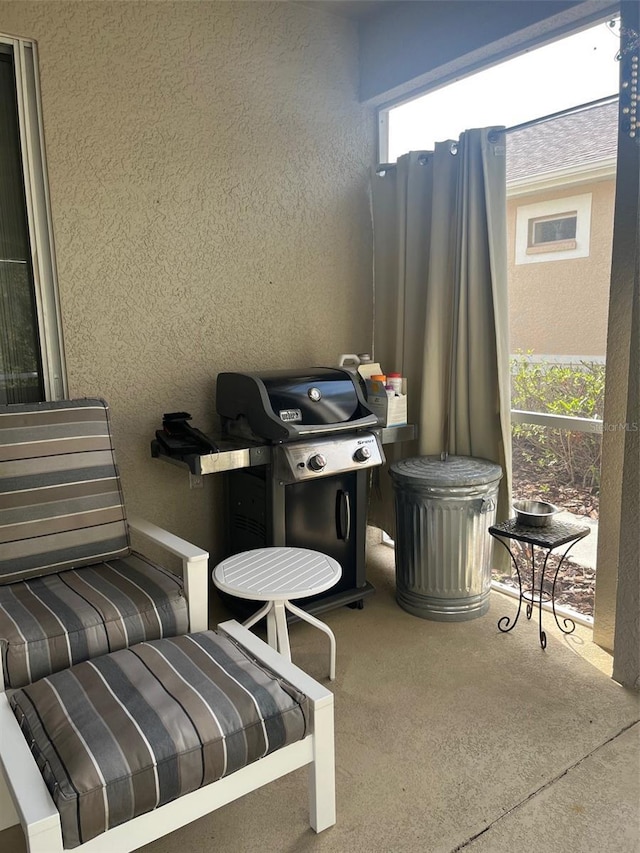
[151,439,271,475]
[376,424,416,445]
[151,424,415,477]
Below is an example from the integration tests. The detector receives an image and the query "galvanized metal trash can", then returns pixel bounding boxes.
[389,455,503,621]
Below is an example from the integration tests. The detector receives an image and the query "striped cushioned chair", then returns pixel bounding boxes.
[0,398,209,691]
[0,401,337,852]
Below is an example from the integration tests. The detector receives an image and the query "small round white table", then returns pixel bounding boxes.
[213,547,342,680]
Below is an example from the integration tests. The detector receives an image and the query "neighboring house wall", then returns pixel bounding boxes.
[0,1,374,557]
[507,177,615,357]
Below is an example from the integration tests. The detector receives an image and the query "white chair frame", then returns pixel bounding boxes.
[0,516,210,832]
[0,620,336,852]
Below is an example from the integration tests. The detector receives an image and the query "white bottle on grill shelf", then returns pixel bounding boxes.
[337,353,378,399]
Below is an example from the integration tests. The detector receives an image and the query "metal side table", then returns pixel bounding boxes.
[489,518,591,649]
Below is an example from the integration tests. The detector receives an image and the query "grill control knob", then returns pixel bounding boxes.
[354,446,371,463]
[308,453,327,472]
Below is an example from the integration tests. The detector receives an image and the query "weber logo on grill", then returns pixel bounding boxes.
[279,408,302,423]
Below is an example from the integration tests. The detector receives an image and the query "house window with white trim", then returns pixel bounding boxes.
[515,194,592,265]
[0,36,66,404]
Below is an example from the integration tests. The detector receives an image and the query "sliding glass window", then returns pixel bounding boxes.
[0,36,65,403]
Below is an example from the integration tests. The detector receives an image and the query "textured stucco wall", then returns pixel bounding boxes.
[0,1,374,558]
[507,179,615,357]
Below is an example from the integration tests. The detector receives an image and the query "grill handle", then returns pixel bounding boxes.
[295,415,380,436]
[337,490,351,541]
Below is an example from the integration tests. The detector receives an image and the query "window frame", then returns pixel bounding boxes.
[527,211,578,253]
[1,34,67,401]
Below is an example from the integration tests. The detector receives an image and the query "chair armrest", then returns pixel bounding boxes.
[218,620,336,831]
[0,695,63,851]
[127,516,209,632]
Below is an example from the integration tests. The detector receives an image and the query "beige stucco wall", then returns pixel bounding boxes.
[507,178,615,357]
[0,1,375,559]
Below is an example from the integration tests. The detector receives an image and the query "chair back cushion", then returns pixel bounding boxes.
[0,398,130,583]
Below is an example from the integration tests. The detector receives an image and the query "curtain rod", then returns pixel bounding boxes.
[376,93,619,173]
[488,92,618,142]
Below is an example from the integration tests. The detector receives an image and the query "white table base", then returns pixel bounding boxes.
[243,598,337,680]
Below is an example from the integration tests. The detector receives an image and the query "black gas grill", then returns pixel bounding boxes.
[216,367,385,613]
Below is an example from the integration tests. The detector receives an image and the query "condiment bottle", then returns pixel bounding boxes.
[387,373,403,393]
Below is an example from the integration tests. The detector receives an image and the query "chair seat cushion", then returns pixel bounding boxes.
[10,631,310,848]
[0,552,188,689]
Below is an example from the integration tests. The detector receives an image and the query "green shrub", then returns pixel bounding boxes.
[510,353,605,492]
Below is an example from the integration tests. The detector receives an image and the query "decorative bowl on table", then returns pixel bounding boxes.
[512,499,561,527]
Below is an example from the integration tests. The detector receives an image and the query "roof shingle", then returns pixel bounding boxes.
[506,100,618,182]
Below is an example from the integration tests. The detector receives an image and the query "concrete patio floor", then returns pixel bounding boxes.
[1,529,638,853]
[556,509,599,570]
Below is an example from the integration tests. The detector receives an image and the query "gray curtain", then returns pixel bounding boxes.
[368,128,512,539]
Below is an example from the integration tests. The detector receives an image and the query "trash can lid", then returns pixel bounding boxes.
[389,454,503,487]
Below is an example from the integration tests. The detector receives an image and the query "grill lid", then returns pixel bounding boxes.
[216,367,380,442]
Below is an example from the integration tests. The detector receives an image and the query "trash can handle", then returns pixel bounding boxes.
[481,497,496,513]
